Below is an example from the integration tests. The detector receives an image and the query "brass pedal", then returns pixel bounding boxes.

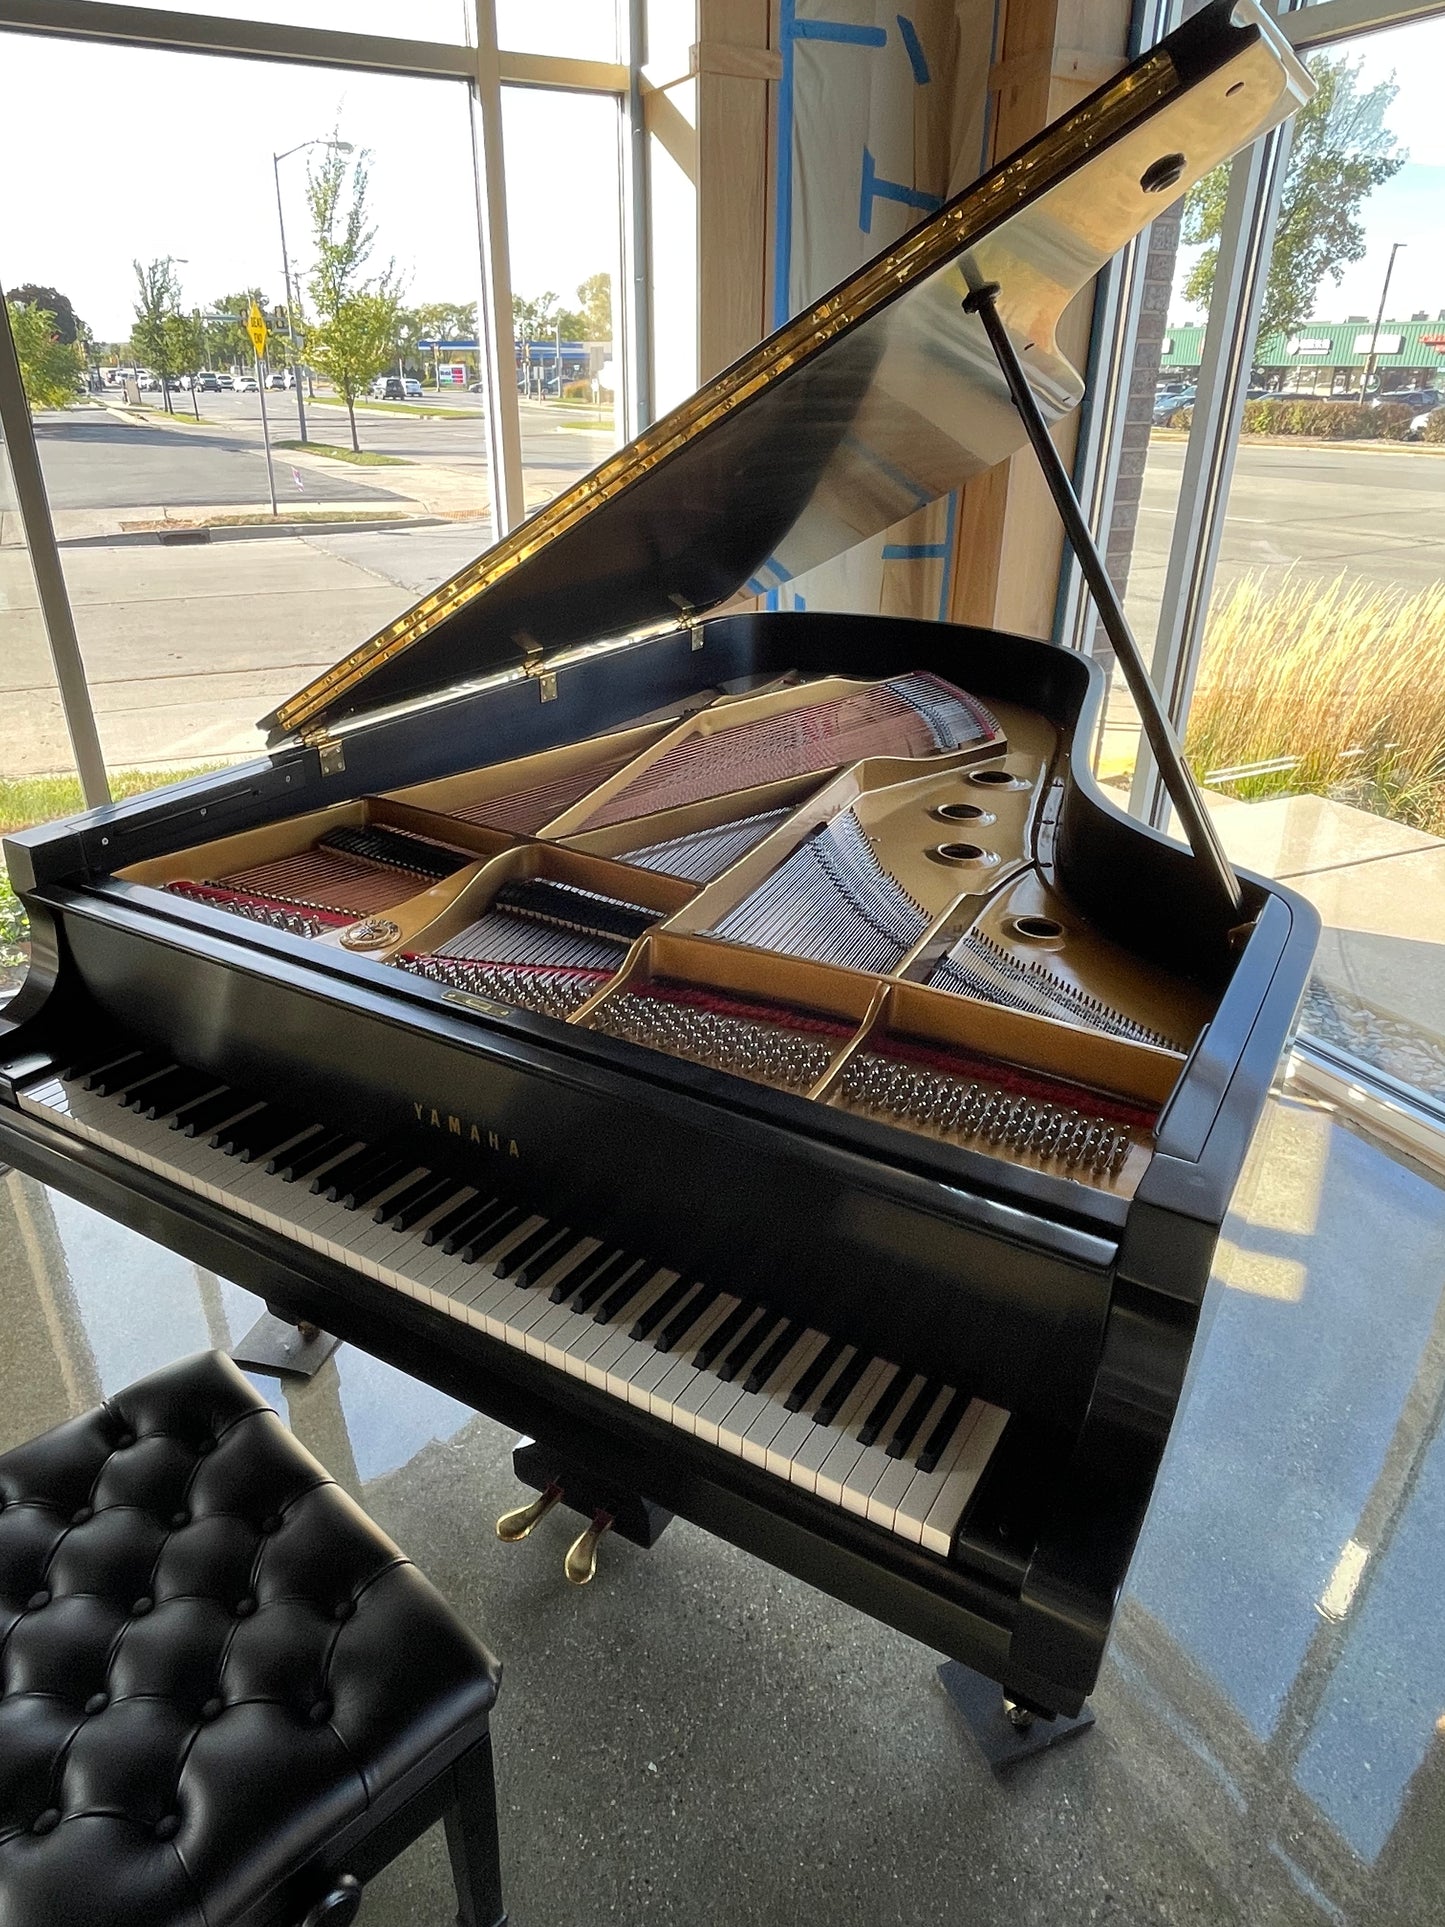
[495,1480,563,1543]
[564,1508,614,1585]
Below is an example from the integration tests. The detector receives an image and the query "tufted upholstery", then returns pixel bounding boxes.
[0,1351,500,1927]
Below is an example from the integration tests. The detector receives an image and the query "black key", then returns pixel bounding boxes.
[98,1055,173,1101]
[718,1311,776,1385]
[507,1228,576,1289]
[631,1274,694,1342]
[537,1239,595,1301]
[315,1148,381,1194]
[695,1299,757,1373]
[273,1131,354,1183]
[341,1156,418,1211]
[915,1389,970,1476]
[371,1168,436,1222]
[814,1349,868,1428]
[440,1199,516,1258]
[390,1177,465,1233]
[745,1320,802,1395]
[79,1049,148,1092]
[131,1068,214,1122]
[493,1220,560,1281]
[221,1105,311,1161]
[857,1369,908,1450]
[563,1247,630,1311]
[63,1045,139,1085]
[886,1378,942,1459]
[424,1192,497,1248]
[455,1206,524,1265]
[594,1261,650,1325]
[655,1283,717,1352]
[177,1090,255,1139]
[787,1337,844,1413]
[329,1147,409,1203]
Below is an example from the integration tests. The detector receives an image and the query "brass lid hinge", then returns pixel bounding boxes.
[669,594,705,649]
[517,632,559,702]
[305,733,347,777]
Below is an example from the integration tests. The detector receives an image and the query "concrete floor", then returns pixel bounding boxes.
[3,1072,1442,1926]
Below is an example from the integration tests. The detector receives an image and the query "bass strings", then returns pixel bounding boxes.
[928,930,1183,1050]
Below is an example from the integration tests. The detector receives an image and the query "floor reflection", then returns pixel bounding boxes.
[2,1080,1442,1927]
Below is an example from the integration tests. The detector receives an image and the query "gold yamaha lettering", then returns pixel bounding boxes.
[411,1099,520,1159]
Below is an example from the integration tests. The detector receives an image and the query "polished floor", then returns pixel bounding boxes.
[2,1078,1441,1926]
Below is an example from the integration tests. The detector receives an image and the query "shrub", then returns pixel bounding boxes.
[562,379,593,402]
[1421,407,1445,445]
[1186,573,1445,837]
[1167,405,1193,429]
[1236,397,1417,440]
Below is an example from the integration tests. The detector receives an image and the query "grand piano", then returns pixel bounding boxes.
[0,0,1316,1720]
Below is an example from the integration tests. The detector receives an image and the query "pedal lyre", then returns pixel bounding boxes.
[496,1480,563,1542]
[564,1508,614,1585]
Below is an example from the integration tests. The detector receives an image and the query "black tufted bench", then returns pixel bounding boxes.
[0,1351,504,1927]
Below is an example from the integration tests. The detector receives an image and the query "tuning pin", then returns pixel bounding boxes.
[564,1508,614,1586]
[495,1480,564,1543]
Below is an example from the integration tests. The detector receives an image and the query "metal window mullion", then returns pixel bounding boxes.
[1281,0,1445,51]
[1128,118,1294,828]
[469,1,525,537]
[619,0,652,437]
[0,297,110,808]
[0,0,477,75]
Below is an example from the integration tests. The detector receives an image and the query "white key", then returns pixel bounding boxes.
[919,1405,1011,1557]
[865,1386,957,1532]
[789,1359,891,1497]
[762,1346,857,1481]
[892,1402,985,1546]
[815,1366,905,1507]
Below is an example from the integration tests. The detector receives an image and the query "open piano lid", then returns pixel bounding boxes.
[263,0,1309,749]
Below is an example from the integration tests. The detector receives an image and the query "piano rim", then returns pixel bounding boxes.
[0,1096,1133,1715]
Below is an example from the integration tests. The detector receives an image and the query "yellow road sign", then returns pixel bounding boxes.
[246,302,269,358]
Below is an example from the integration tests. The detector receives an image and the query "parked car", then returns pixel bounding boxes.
[233,374,259,393]
[1152,385,1195,423]
[403,376,422,398]
[216,374,235,391]
[371,375,406,400]
[1384,386,1441,414]
[267,370,290,389]
[194,371,221,392]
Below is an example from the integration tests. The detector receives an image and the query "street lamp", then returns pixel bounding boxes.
[272,137,353,441]
[1362,240,1406,401]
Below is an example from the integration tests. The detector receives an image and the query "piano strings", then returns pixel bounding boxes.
[927,929,1184,1050]
[711,812,929,973]
[165,824,474,924]
[621,806,793,883]
[578,674,999,829]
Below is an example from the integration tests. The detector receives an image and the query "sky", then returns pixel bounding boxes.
[1170,15,1445,326]
[0,7,622,342]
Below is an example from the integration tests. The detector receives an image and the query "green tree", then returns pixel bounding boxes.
[130,256,186,410]
[205,288,270,373]
[6,299,85,409]
[574,271,612,341]
[1182,54,1405,340]
[305,136,404,448]
[512,290,559,344]
[165,310,207,417]
[6,284,84,346]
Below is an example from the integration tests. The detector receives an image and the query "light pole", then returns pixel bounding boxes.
[1362,241,1406,400]
[273,137,352,441]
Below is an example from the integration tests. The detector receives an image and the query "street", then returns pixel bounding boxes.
[3,417,1443,779]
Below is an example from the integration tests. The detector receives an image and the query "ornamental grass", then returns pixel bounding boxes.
[1185,572,1445,836]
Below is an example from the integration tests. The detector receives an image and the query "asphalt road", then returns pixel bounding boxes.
[34,391,613,508]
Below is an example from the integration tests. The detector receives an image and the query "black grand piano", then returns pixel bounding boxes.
[0,0,1316,1720]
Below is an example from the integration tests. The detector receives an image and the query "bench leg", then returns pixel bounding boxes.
[444,1733,507,1927]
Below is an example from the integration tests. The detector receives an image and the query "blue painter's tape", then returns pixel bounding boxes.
[882,542,947,560]
[794,594,808,610]
[896,14,931,84]
[773,0,797,330]
[794,19,888,44]
[938,489,958,621]
[859,147,943,234]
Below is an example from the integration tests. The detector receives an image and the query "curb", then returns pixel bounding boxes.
[58,514,447,550]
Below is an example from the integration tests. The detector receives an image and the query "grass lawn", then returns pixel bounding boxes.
[275,440,411,467]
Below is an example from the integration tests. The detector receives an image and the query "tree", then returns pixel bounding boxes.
[206,288,270,373]
[130,256,186,410]
[165,310,207,417]
[1182,54,1405,341]
[6,299,85,409]
[305,135,404,449]
[512,290,559,344]
[307,292,403,449]
[574,271,612,342]
[6,284,84,347]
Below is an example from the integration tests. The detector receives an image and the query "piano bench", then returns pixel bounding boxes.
[0,1350,505,1927]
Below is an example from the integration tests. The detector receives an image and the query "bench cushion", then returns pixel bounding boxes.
[0,1350,499,1927]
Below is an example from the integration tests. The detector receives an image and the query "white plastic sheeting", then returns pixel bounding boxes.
[770,0,997,622]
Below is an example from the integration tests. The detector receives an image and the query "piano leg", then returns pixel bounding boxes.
[495,1436,674,1579]
[937,1659,1095,1773]
[230,1304,342,1379]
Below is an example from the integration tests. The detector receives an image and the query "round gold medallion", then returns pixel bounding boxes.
[340,917,402,951]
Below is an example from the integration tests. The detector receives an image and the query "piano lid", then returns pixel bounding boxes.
[264,0,1310,748]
